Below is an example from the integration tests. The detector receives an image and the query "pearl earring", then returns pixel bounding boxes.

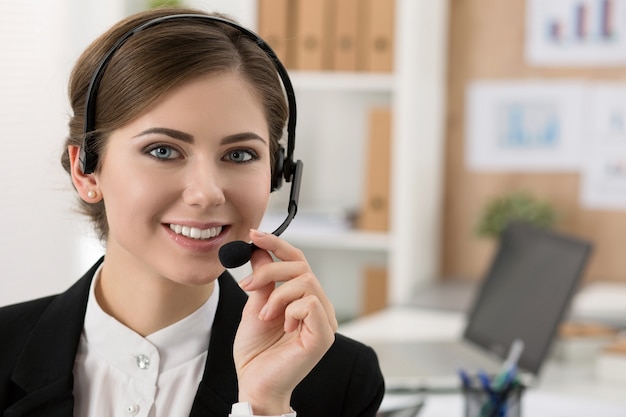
[87,190,97,199]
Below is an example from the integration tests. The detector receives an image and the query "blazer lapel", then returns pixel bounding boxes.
[5,261,244,417]
[5,258,102,417]
[189,271,247,417]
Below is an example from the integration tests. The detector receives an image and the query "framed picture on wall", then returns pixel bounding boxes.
[580,83,626,209]
[465,80,586,172]
[525,0,626,66]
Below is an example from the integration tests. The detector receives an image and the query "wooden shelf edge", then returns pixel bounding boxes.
[289,71,395,92]
[283,229,390,251]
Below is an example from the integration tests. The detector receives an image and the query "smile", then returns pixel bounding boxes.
[169,224,223,240]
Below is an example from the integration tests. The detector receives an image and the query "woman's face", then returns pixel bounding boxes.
[95,72,271,286]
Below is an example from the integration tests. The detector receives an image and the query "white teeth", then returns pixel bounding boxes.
[169,224,222,240]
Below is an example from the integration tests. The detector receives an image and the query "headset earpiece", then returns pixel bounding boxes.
[271,146,285,192]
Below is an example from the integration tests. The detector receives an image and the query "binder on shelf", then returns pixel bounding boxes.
[358,107,392,232]
[362,265,388,316]
[257,0,293,67]
[292,0,334,70]
[332,0,360,71]
[362,0,395,72]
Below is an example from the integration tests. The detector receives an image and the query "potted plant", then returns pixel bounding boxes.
[148,0,183,8]
[476,191,559,238]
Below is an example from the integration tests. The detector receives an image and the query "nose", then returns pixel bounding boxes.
[182,159,226,208]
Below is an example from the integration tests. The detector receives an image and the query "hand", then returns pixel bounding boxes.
[233,229,338,415]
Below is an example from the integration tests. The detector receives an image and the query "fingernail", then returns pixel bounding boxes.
[239,275,252,289]
[259,304,269,320]
[252,229,266,238]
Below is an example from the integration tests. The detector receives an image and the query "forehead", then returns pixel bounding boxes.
[159,71,262,108]
[116,72,269,140]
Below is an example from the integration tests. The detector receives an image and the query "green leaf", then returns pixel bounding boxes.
[476,191,559,238]
[148,0,183,9]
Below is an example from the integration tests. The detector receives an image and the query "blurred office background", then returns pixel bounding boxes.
[1,0,625,329]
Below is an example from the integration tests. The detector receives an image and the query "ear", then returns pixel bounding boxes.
[68,145,102,203]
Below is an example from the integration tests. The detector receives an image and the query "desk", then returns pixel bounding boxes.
[416,391,626,417]
[338,307,626,416]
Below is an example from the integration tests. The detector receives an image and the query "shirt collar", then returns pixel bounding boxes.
[83,264,219,375]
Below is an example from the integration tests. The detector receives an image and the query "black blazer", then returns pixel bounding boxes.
[0,258,384,417]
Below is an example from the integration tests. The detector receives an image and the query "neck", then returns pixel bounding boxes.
[95,260,216,337]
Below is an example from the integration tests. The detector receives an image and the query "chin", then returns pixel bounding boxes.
[159,260,224,287]
[172,273,221,288]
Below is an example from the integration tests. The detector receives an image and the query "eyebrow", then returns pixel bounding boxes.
[134,127,193,143]
[134,127,267,145]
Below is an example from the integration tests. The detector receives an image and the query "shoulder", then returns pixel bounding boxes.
[0,296,56,363]
[0,296,57,335]
[0,257,101,363]
[292,333,385,417]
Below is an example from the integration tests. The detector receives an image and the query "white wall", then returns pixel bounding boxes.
[0,0,259,306]
[0,0,125,306]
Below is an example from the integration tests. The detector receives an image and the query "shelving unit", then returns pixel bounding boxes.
[261,0,450,319]
[289,71,394,92]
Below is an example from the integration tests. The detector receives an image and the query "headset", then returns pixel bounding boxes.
[79,13,303,268]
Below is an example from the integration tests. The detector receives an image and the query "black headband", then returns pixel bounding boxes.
[79,13,298,189]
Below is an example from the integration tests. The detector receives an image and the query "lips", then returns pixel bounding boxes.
[168,224,223,240]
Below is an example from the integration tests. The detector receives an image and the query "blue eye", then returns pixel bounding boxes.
[149,146,180,160]
[226,149,256,163]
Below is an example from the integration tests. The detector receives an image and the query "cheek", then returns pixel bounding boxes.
[231,170,271,221]
[99,169,173,227]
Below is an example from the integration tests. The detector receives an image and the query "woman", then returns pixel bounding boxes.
[0,6,384,417]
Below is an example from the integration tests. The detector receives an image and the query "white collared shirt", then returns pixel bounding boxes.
[72,266,295,417]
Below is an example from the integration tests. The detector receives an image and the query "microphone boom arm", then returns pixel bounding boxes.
[272,160,302,237]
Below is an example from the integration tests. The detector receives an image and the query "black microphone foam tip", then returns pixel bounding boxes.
[219,240,256,269]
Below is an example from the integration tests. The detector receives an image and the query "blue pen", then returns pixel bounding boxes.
[477,370,496,417]
[458,368,472,389]
[477,370,492,393]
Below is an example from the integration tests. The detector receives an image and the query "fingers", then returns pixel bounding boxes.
[239,248,276,316]
[249,229,306,265]
[261,272,338,330]
[284,295,336,350]
[239,229,338,332]
[243,229,312,290]
[241,269,338,332]
[243,279,339,334]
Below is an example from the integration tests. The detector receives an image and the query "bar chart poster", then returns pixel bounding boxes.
[466,80,586,172]
[526,0,626,66]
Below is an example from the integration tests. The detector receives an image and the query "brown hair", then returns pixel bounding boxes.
[61,7,288,241]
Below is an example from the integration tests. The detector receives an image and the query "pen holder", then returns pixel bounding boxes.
[463,380,524,417]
